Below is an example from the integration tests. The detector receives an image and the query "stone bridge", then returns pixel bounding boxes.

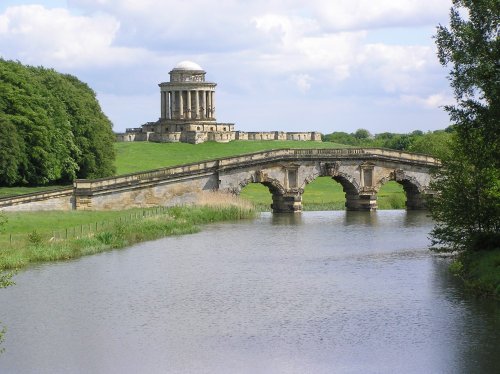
[0,148,439,213]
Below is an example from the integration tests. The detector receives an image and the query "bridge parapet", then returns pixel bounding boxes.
[1,148,439,212]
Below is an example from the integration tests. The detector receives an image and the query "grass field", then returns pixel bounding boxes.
[114,140,349,174]
[240,177,406,210]
[0,185,71,198]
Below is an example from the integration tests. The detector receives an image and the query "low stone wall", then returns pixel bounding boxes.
[0,188,74,212]
[117,129,322,143]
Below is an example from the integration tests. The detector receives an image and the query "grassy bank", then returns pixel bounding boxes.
[451,249,500,299]
[0,194,255,270]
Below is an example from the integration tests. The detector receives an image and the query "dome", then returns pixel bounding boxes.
[173,60,203,71]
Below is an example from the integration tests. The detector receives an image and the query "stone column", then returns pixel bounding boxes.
[186,90,191,119]
[271,192,302,213]
[211,90,216,119]
[167,91,172,119]
[179,90,184,118]
[202,90,207,119]
[345,193,377,211]
[171,91,177,119]
[161,91,166,119]
[195,90,200,119]
[207,90,212,119]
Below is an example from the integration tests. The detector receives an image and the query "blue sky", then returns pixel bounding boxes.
[0,0,454,134]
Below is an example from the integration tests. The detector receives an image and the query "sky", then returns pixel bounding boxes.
[0,0,455,134]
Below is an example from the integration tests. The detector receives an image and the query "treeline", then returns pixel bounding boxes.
[323,128,453,157]
[0,59,115,186]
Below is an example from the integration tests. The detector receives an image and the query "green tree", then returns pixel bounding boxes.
[430,0,500,251]
[353,128,371,140]
[0,59,115,185]
[408,131,453,158]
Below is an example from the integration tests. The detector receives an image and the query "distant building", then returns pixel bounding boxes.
[116,61,321,144]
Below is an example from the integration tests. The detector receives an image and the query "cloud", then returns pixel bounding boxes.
[0,4,150,68]
[309,0,451,31]
[290,74,313,93]
[400,93,454,109]
[0,1,454,133]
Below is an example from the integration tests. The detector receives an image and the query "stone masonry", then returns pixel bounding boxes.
[115,61,322,144]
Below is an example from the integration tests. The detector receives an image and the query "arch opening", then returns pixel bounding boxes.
[239,182,276,211]
[377,181,406,209]
[302,176,347,210]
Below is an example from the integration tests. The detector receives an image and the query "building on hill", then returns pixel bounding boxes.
[116,61,322,144]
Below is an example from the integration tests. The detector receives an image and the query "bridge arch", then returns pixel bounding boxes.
[375,169,428,210]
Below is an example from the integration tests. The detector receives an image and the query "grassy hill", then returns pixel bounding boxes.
[1,140,405,209]
[114,140,350,174]
[113,141,405,210]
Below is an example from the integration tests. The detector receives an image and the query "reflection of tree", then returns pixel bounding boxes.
[429,256,500,374]
[403,210,431,228]
[0,271,15,354]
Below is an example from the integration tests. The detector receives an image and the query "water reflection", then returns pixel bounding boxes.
[430,255,500,374]
[271,212,303,226]
[404,210,432,227]
[0,211,498,374]
[344,210,379,226]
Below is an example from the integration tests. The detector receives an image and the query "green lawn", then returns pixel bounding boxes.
[240,177,406,210]
[0,185,71,199]
[115,140,349,174]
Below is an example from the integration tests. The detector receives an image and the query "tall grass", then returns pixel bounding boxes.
[0,201,256,271]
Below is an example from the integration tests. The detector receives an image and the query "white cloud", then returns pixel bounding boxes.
[0,1,454,133]
[0,4,150,68]
[290,74,313,93]
[401,93,454,109]
[310,0,451,30]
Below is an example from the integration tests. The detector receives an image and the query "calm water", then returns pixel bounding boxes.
[0,211,499,374]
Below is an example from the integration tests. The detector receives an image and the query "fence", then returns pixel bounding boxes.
[0,206,170,247]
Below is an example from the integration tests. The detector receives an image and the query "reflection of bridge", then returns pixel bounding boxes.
[0,148,440,213]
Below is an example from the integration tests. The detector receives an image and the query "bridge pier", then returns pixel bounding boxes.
[345,193,377,211]
[271,192,302,213]
[406,192,429,210]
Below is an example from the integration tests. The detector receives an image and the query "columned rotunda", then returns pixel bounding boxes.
[117,61,321,144]
[160,60,216,121]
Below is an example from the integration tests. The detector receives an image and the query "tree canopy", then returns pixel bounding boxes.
[322,129,452,158]
[0,59,116,186]
[430,0,500,252]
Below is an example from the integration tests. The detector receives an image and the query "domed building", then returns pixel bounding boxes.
[117,61,321,144]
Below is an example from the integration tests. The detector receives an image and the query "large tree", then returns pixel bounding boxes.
[431,0,500,251]
[0,59,116,186]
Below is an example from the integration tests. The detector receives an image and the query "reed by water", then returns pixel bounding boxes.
[0,192,256,271]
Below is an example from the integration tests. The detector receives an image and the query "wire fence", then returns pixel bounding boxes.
[0,206,170,247]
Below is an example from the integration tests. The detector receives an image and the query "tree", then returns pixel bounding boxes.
[430,0,500,251]
[0,59,115,185]
[353,128,371,140]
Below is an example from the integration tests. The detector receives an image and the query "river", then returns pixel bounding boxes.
[0,210,499,373]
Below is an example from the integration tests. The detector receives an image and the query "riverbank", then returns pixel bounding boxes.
[451,249,500,299]
[0,195,255,271]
